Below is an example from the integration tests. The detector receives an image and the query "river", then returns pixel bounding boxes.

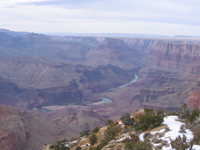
[96,74,139,105]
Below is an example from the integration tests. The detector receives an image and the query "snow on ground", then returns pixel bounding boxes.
[193,145,200,150]
[116,133,131,142]
[139,115,200,150]
[163,116,193,141]
[139,133,145,141]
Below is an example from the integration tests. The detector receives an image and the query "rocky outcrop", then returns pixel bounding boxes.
[187,90,200,109]
[44,109,200,150]
[0,106,27,150]
[0,105,107,150]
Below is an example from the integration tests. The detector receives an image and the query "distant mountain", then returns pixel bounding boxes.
[0,28,29,37]
[46,32,171,39]
[174,35,200,40]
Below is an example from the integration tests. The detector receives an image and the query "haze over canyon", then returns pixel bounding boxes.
[0,29,200,150]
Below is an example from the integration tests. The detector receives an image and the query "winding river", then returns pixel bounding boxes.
[118,74,139,89]
[40,74,140,110]
[96,74,139,105]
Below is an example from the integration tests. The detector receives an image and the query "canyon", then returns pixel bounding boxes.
[1,29,200,150]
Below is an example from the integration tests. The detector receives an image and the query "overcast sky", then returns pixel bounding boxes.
[0,0,200,35]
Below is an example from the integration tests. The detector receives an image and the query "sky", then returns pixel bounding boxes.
[0,0,200,36]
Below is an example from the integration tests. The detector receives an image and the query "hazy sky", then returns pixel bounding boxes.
[0,0,200,35]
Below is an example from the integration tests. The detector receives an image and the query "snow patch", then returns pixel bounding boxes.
[193,145,200,150]
[139,115,200,150]
[139,133,145,141]
[163,116,193,142]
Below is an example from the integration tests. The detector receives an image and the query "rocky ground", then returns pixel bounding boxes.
[44,108,200,150]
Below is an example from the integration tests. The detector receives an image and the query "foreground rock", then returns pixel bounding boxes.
[0,106,107,150]
[44,109,200,150]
